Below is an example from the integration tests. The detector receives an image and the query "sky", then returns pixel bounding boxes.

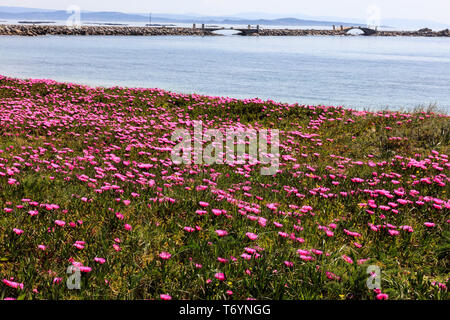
[1,0,450,24]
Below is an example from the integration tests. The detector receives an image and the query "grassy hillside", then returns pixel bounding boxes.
[0,75,448,300]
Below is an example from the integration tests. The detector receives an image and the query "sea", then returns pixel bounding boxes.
[1,22,449,112]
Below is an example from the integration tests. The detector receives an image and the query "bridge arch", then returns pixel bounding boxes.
[210,28,241,35]
[204,26,260,36]
[343,27,377,36]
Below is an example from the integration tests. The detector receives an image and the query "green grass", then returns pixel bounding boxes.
[0,76,448,300]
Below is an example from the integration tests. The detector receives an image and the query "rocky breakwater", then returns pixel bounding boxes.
[257,29,343,36]
[0,24,216,36]
[377,28,450,37]
[256,28,450,37]
[1,24,449,37]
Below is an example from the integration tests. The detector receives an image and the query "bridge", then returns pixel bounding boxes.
[196,24,378,36]
[341,26,378,36]
[197,25,261,36]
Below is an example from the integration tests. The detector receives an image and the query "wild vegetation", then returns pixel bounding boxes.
[0,75,448,300]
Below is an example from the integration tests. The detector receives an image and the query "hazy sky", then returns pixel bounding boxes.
[1,0,450,23]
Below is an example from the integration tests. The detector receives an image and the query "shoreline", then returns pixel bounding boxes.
[1,74,448,116]
[0,24,449,37]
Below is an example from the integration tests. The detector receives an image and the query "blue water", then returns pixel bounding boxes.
[0,35,449,112]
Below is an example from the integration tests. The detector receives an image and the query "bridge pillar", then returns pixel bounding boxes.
[333,25,335,31]
[340,25,343,31]
[193,23,196,29]
[257,25,259,32]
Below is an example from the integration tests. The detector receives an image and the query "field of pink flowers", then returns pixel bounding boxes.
[0,75,448,300]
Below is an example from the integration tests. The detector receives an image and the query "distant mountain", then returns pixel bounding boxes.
[210,18,356,27]
[0,6,448,30]
[0,6,357,27]
[0,6,54,13]
[233,12,450,29]
[0,10,145,22]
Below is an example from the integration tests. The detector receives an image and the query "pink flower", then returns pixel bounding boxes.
[342,255,354,264]
[217,257,229,264]
[424,222,435,228]
[299,255,313,261]
[215,230,228,237]
[388,230,399,236]
[274,221,283,228]
[78,266,92,273]
[115,212,124,220]
[13,228,24,235]
[376,293,389,300]
[38,245,46,251]
[73,241,85,250]
[160,294,172,300]
[28,210,38,216]
[241,253,252,260]
[297,249,310,256]
[258,217,267,227]
[284,261,294,267]
[358,258,370,265]
[199,201,209,207]
[2,279,24,290]
[214,273,226,281]
[246,232,258,240]
[124,224,132,231]
[54,220,66,227]
[159,252,172,260]
[94,257,106,264]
